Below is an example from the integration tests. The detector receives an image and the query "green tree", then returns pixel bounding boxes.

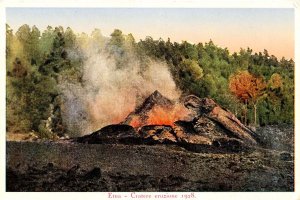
[39,26,56,57]
[109,29,125,47]
[180,41,198,60]
[15,24,41,65]
[64,27,76,49]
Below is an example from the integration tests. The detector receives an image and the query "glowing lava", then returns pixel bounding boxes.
[129,104,190,128]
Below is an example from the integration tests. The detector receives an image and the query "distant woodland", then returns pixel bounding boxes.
[6,24,294,138]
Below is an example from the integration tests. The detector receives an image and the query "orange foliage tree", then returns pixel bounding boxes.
[229,71,266,126]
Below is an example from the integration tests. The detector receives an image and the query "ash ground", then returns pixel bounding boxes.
[6,125,293,192]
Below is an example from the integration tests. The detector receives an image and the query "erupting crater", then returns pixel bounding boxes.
[124,90,192,128]
[77,90,259,152]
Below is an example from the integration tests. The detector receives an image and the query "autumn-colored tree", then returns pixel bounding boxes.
[268,73,283,90]
[229,71,266,126]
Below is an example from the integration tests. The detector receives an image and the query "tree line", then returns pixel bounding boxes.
[6,24,294,138]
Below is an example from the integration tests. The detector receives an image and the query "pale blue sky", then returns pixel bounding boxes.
[6,8,294,59]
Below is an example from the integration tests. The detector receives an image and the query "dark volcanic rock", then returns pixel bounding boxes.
[256,125,294,151]
[280,152,292,161]
[139,125,177,144]
[135,90,174,114]
[6,141,294,191]
[212,137,245,152]
[192,116,229,139]
[77,124,141,144]
[184,95,258,145]
[173,121,212,145]
[83,167,102,180]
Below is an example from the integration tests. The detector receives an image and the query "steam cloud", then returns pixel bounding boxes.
[60,38,181,136]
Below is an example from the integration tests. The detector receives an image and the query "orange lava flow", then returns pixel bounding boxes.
[129,116,143,128]
[146,106,177,126]
[129,104,190,128]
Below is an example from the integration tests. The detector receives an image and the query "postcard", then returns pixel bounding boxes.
[1,0,299,200]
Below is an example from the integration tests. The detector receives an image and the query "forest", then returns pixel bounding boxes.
[6,24,294,139]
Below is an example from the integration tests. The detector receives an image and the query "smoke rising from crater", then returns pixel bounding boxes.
[60,38,181,136]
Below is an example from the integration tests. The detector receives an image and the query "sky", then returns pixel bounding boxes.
[6,8,294,59]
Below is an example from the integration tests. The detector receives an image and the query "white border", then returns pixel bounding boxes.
[0,0,296,8]
[0,0,299,200]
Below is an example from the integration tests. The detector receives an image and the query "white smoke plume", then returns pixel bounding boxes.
[59,36,181,136]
